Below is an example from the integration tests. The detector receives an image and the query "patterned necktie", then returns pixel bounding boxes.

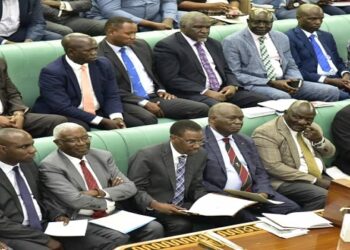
[13,166,42,230]
[119,47,149,99]
[258,36,276,81]
[172,155,187,206]
[194,42,221,91]
[222,138,252,191]
[80,65,96,115]
[80,160,107,218]
[309,34,332,72]
[296,132,321,178]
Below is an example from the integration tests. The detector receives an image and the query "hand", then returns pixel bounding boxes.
[157,91,176,100]
[342,72,350,81]
[108,177,124,187]
[162,18,174,29]
[325,77,350,91]
[47,238,63,250]
[100,118,125,130]
[55,215,70,225]
[150,200,185,215]
[41,0,61,8]
[208,2,231,11]
[81,188,106,197]
[144,102,164,117]
[0,241,10,250]
[152,22,172,30]
[317,0,333,5]
[113,118,126,129]
[226,8,242,18]
[9,113,25,129]
[219,85,237,99]
[268,79,298,94]
[203,89,226,102]
[0,116,16,128]
[302,126,323,144]
[315,178,331,189]
[105,199,116,214]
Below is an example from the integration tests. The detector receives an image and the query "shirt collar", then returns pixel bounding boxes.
[59,150,88,165]
[300,29,317,39]
[170,141,187,159]
[209,126,234,142]
[65,55,88,71]
[181,32,205,47]
[0,161,18,175]
[282,117,298,136]
[248,28,270,42]
[106,40,126,54]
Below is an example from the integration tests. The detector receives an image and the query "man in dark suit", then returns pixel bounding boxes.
[0,0,61,44]
[128,120,209,236]
[33,33,126,131]
[153,11,268,108]
[203,103,300,221]
[286,4,350,100]
[39,122,164,248]
[0,58,67,138]
[97,17,209,127]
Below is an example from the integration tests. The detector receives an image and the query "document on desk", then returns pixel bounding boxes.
[210,15,248,24]
[262,212,333,229]
[255,222,309,239]
[45,219,88,237]
[90,210,155,234]
[242,107,276,118]
[326,166,350,180]
[184,193,256,216]
[225,189,284,204]
[258,99,297,112]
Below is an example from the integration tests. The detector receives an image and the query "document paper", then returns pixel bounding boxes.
[45,219,88,237]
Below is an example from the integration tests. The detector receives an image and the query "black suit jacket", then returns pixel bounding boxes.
[153,32,239,97]
[0,162,62,244]
[97,38,165,105]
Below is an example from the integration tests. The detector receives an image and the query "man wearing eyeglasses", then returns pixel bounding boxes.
[39,122,164,249]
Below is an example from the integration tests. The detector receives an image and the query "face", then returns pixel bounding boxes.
[171,130,204,155]
[107,22,138,46]
[248,12,273,36]
[68,38,98,65]
[0,132,36,165]
[210,107,244,137]
[55,127,91,159]
[284,105,316,132]
[298,7,324,33]
[181,16,211,42]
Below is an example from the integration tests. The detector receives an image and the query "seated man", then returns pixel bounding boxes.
[39,123,164,247]
[154,11,268,108]
[0,58,67,138]
[252,100,335,211]
[33,33,126,131]
[97,17,209,127]
[286,4,350,100]
[222,8,340,102]
[87,0,177,31]
[0,0,61,44]
[203,103,300,221]
[42,0,106,36]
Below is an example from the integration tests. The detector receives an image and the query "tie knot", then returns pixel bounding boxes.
[178,155,187,164]
[13,165,20,173]
[222,137,230,144]
[309,34,316,40]
[80,160,86,167]
[258,36,265,43]
[81,65,87,71]
[119,47,126,54]
[194,42,202,48]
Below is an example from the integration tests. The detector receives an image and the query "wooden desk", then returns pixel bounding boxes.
[116,222,350,250]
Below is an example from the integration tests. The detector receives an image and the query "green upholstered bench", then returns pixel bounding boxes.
[33,100,350,174]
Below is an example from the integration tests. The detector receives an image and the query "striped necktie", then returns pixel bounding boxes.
[172,155,187,206]
[258,36,276,81]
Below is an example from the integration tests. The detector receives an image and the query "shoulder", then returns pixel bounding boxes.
[253,117,279,134]
[223,29,247,42]
[87,148,113,159]
[155,33,179,47]
[40,150,63,169]
[270,30,288,40]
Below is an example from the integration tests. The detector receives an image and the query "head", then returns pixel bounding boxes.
[105,17,138,47]
[0,128,36,165]
[247,8,274,36]
[284,100,316,132]
[208,103,244,137]
[53,123,91,159]
[170,120,204,155]
[297,4,324,33]
[62,33,98,65]
[180,12,211,42]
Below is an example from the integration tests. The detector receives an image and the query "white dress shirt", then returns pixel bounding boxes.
[0,0,20,44]
[170,142,187,171]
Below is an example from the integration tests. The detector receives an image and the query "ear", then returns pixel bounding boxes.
[53,139,62,147]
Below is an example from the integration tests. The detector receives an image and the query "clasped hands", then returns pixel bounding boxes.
[0,112,24,129]
[204,86,238,101]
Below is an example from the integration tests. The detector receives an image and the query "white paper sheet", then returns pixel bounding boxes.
[45,219,88,237]
[326,166,350,180]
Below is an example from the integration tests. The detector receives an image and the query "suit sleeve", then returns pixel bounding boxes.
[67,0,92,12]
[26,0,46,41]
[160,0,177,20]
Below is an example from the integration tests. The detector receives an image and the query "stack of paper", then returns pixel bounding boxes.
[258,99,297,112]
[45,219,88,237]
[225,189,284,204]
[242,107,276,118]
[255,220,309,239]
[326,166,350,180]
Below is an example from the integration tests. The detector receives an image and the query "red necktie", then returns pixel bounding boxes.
[222,138,252,191]
[80,160,107,218]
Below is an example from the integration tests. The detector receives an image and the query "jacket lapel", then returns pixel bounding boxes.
[205,126,226,173]
[0,168,22,212]
[62,57,82,101]
[295,27,317,60]
[162,143,176,191]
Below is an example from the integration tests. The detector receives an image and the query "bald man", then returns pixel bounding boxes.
[286,4,350,100]
[33,33,125,131]
[222,8,340,102]
[252,101,335,211]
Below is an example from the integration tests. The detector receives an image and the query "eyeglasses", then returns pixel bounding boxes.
[58,135,92,143]
[176,136,206,146]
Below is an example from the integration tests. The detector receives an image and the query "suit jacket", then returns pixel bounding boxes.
[153,32,239,97]
[252,116,336,189]
[127,142,208,213]
[39,148,137,216]
[97,38,164,105]
[32,56,123,124]
[222,28,302,90]
[203,126,274,196]
[0,162,62,244]
[0,0,46,43]
[286,27,347,82]
[0,59,28,115]
[42,0,92,22]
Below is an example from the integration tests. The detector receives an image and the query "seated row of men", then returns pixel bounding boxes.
[1,6,349,138]
[0,99,334,250]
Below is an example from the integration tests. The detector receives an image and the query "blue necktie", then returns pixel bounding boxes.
[309,34,332,72]
[172,155,187,206]
[13,166,42,231]
[119,47,149,99]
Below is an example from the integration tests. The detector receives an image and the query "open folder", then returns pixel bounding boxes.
[225,189,284,204]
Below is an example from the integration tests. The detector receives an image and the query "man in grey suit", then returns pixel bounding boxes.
[252,100,335,211]
[128,120,209,236]
[222,8,340,102]
[39,123,164,249]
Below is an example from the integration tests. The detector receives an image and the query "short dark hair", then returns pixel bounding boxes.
[104,16,134,33]
[170,120,202,137]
